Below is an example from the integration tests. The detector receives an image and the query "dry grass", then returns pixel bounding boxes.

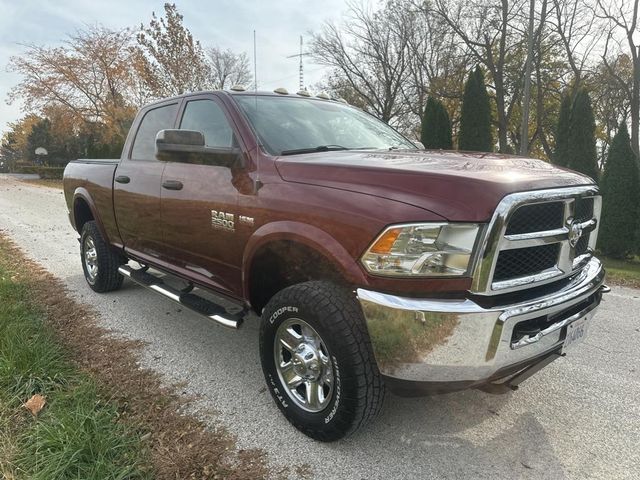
[0,234,299,479]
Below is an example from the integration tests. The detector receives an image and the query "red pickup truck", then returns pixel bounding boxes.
[64,88,607,441]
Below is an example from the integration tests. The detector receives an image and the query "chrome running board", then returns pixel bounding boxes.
[118,265,244,329]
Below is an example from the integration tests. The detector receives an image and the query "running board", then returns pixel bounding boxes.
[118,265,244,329]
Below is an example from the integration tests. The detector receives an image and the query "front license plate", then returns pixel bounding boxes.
[562,314,591,351]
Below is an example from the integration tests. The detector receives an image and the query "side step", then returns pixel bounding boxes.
[118,265,244,329]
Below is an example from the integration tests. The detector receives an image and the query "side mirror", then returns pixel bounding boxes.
[155,129,243,168]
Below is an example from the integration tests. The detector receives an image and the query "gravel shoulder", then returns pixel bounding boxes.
[1,173,638,479]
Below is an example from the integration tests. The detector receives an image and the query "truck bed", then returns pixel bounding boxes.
[63,159,121,246]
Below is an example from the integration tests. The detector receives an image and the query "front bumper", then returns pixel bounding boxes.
[357,257,606,395]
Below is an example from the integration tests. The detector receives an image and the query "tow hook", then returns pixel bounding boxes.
[600,284,611,294]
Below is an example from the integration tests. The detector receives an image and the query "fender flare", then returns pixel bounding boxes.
[242,221,367,299]
[72,188,110,244]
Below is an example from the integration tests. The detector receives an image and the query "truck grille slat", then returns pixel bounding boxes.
[505,202,564,235]
[494,244,560,282]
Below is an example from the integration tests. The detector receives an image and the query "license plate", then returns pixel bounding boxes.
[562,314,591,351]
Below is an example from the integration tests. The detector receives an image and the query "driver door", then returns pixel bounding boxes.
[160,95,244,295]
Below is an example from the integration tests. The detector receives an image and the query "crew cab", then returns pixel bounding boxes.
[63,88,608,441]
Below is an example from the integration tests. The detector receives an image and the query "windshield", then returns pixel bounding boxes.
[233,95,417,156]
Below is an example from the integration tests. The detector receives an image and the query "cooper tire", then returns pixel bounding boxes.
[80,221,124,293]
[259,281,385,441]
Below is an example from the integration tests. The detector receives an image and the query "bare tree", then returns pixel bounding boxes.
[548,0,604,89]
[595,0,640,157]
[310,2,411,124]
[207,47,251,89]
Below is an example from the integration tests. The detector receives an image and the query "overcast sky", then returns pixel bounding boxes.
[0,0,350,134]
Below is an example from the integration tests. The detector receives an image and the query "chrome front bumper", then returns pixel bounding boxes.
[357,257,606,393]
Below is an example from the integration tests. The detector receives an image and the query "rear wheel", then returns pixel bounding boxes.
[80,221,124,293]
[259,281,385,441]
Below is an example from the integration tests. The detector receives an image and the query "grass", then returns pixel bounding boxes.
[0,254,150,478]
[0,235,280,479]
[601,255,640,289]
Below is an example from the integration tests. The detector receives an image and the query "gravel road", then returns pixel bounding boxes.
[1,173,638,479]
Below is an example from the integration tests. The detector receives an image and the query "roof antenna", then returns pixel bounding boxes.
[253,29,263,193]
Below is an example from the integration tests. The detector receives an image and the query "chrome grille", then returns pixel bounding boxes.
[472,186,601,295]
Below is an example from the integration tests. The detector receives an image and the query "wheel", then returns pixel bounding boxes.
[259,281,385,441]
[80,221,124,293]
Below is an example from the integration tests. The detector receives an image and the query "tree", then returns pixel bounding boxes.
[8,26,138,143]
[421,97,453,149]
[598,123,640,257]
[459,67,492,151]
[135,3,211,98]
[311,2,411,124]
[432,0,528,153]
[595,0,640,158]
[566,88,599,180]
[26,119,53,163]
[553,93,572,167]
[207,47,251,89]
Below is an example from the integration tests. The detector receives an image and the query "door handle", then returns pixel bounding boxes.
[162,180,184,191]
[115,175,130,184]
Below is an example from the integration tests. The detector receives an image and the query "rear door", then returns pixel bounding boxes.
[114,101,179,260]
[160,94,244,295]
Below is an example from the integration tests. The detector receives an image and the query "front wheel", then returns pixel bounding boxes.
[259,281,385,441]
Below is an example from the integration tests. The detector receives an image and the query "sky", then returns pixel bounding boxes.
[0,0,350,135]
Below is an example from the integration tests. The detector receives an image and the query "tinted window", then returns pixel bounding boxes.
[180,100,233,148]
[131,103,178,160]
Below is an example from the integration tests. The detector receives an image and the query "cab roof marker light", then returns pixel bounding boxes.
[316,92,330,100]
[274,87,289,95]
[230,85,246,91]
[297,89,311,97]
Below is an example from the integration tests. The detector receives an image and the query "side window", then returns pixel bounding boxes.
[130,103,178,160]
[180,100,233,148]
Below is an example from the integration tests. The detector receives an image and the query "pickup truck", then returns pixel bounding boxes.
[63,88,608,441]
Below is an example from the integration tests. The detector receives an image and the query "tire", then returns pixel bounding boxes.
[259,281,385,441]
[80,221,124,293]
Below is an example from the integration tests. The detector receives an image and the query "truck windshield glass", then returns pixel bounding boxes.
[234,96,416,156]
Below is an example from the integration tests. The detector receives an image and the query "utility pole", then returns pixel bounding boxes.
[520,0,536,156]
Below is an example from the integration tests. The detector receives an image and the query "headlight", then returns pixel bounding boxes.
[360,223,481,277]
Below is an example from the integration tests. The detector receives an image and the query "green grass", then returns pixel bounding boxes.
[0,268,151,479]
[601,256,640,288]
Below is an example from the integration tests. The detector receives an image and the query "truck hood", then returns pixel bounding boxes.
[275,149,595,222]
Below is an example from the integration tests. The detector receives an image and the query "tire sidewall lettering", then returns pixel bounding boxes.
[324,355,341,424]
[269,306,299,324]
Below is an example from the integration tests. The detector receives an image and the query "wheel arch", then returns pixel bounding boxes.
[243,221,367,313]
[72,188,109,243]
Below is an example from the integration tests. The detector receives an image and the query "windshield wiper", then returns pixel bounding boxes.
[280,145,350,156]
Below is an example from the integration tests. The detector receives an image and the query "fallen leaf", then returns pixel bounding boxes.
[24,394,46,416]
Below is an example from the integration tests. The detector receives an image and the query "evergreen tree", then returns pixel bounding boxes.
[598,123,640,258]
[421,97,453,149]
[553,93,571,167]
[26,119,53,164]
[459,66,492,152]
[566,89,599,181]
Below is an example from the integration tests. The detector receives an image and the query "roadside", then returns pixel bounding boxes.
[19,178,63,189]
[0,234,278,479]
[601,256,640,289]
